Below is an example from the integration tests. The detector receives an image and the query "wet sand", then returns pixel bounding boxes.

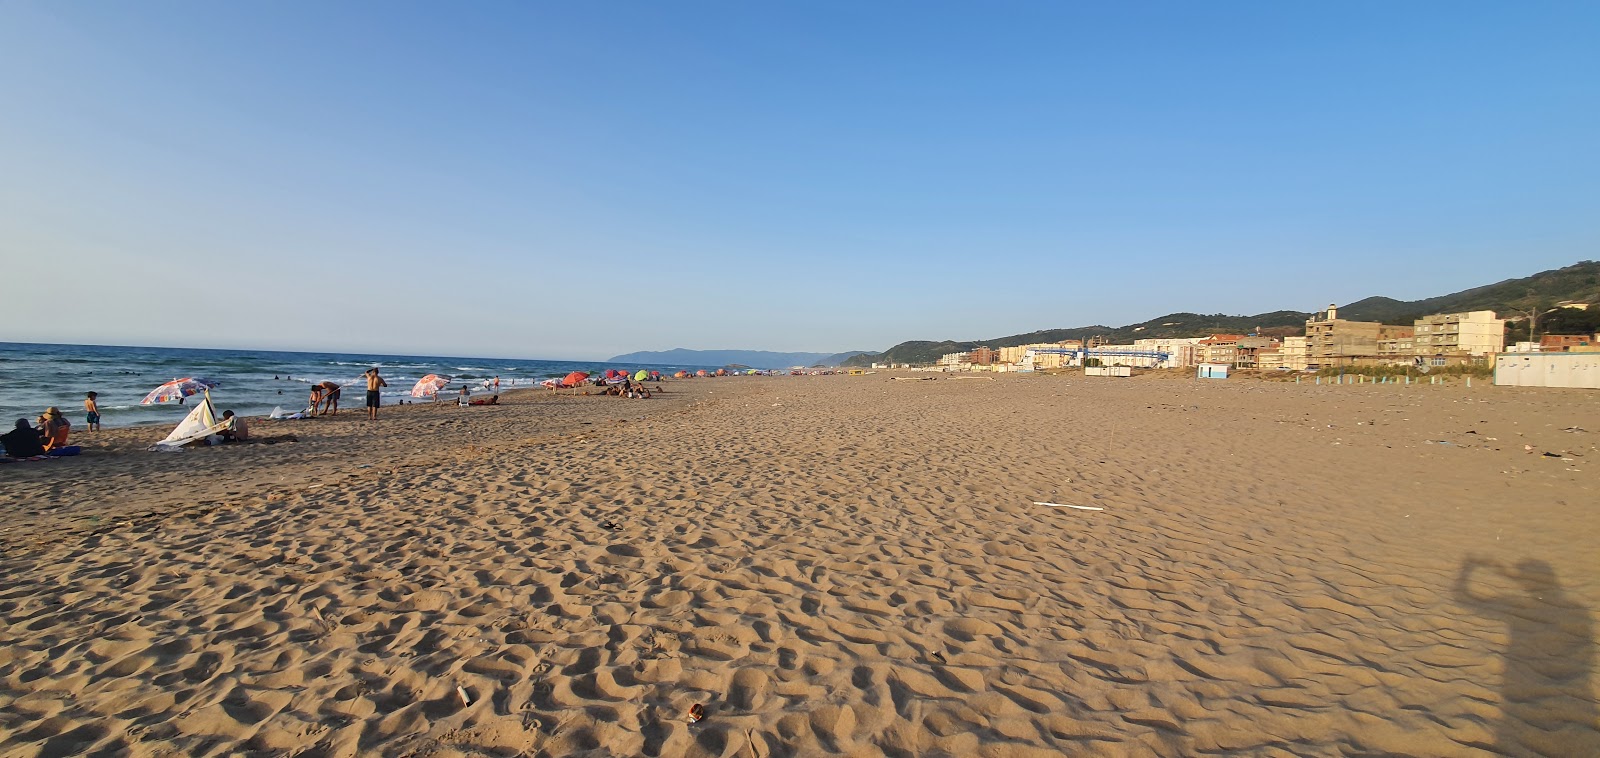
[1,374,1597,756]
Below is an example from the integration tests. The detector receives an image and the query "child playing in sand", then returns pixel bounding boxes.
[84,392,101,431]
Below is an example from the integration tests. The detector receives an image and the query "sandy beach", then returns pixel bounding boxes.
[2,374,1597,757]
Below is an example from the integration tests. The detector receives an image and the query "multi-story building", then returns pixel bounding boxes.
[1196,335,1243,366]
[1256,347,1285,371]
[1018,341,1083,370]
[1133,337,1203,368]
[1234,336,1282,369]
[1377,329,1416,357]
[1280,336,1308,371]
[997,345,1030,365]
[967,347,996,365]
[1305,305,1385,368]
[1413,311,1504,356]
[937,352,969,367]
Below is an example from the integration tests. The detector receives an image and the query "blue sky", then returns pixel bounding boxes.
[2,2,1595,360]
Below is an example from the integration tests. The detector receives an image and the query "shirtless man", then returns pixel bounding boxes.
[364,368,388,420]
[314,381,342,416]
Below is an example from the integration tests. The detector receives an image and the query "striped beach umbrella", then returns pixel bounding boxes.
[141,377,220,405]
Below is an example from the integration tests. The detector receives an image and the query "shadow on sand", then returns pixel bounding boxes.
[1455,556,1600,756]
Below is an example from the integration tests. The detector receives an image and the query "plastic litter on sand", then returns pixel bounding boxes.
[1035,502,1104,511]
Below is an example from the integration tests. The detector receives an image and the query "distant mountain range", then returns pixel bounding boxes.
[607,348,873,368]
[842,261,1600,366]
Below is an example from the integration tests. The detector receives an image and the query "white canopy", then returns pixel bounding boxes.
[155,391,231,448]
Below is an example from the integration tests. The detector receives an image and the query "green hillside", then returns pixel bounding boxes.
[846,261,1600,366]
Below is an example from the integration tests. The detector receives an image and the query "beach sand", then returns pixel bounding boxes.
[2,375,1597,756]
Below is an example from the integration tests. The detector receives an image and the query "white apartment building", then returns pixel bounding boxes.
[1133,337,1203,368]
[1280,336,1308,371]
[1413,311,1505,356]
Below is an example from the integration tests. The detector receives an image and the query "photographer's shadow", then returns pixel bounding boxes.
[1455,557,1599,756]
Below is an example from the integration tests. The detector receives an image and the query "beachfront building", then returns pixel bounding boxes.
[937,352,969,368]
[1234,336,1281,369]
[998,345,1030,365]
[1196,335,1243,366]
[1304,305,1387,368]
[1018,341,1083,370]
[1089,344,1160,368]
[1133,337,1202,368]
[1377,329,1416,357]
[968,347,996,365]
[1413,311,1504,356]
[1280,336,1308,371]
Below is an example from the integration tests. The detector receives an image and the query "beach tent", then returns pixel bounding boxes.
[634,369,649,382]
[155,391,231,448]
[559,371,589,388]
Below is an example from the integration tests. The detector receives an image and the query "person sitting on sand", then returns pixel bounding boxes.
[314,381,342,415]
[218,410,250,442]
[1,419,47,458]
[40,408,71,452]
[458,386,471,406]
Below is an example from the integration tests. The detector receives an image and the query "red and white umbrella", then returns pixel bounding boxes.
[410,374,451,397]
[141,377,220,405]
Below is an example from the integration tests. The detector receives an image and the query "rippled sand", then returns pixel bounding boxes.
[2,374,1597,756]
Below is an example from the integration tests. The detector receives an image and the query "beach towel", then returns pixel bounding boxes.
[47,446,82,457]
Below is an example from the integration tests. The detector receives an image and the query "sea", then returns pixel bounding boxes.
[0,342,717,429]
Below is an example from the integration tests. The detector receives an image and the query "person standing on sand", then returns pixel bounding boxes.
[84,392,101,431]
[364,368,387,420]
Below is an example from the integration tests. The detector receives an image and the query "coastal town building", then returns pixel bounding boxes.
[1304,305,1385,368]
[967,347,996,366]
[1538,334,1596,352]
[1133,337,1202,368]
[1234,336,1282,369]
[1377,330,1416,357]
[1413,311,1504,356]
[998,345,1029,364]
[1196,335,1243,366]
[1017,341,1083,370]
[1279,336,1308,371]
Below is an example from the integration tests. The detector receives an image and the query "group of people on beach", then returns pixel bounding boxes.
[301,369,388,420]
[1,366,526,461]
[1,406,77,459]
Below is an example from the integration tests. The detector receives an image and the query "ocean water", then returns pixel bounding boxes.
[0,342,715,429]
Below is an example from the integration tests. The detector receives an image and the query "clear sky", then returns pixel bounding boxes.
[2,2,1596,360]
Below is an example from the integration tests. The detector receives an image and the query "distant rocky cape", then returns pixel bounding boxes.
[607,348,872,369]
